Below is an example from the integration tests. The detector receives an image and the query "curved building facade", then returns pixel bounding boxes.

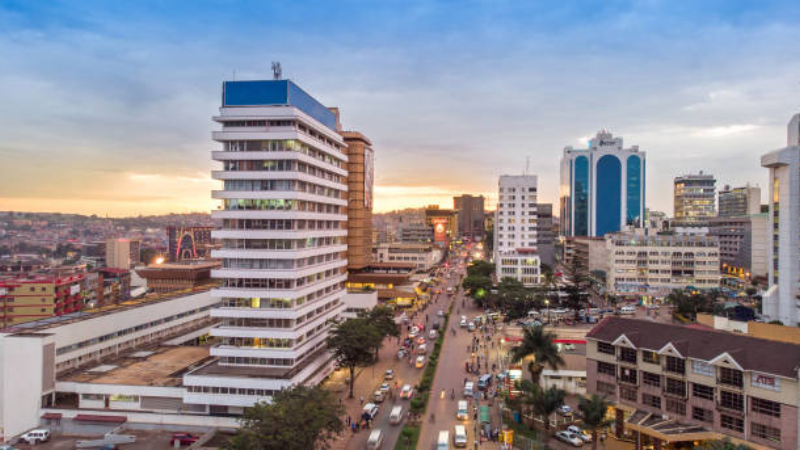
[559,131,646,237]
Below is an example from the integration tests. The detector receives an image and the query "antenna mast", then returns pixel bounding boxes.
[271,62,282,80]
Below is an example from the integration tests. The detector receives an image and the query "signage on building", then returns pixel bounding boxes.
[751,373,781,391]
[432,218,447,242]
[70,285,80,295]
[364,147,374,210]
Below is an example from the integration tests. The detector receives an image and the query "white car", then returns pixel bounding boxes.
[415,356,426,368]
[438,310,445,317]
[567,425,593,442]
[379,382,391,393]
[400,384,414,399]
[363,402,380,419]
[556,431,584,447]
[557,404,573,416]
[459,319,468,327]
[384,369,395,380]
[19,429,51,445]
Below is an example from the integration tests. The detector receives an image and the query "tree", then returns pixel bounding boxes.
[227,384,344,450]
[578,395,614,450]
[539,264,559,303]
[509,325,564,385]
[357,305,400,360]
[563,259,590,319]
[528,383,565,442]
[462,274,492,306]
[466,260,495,278]
[326,318,379,398]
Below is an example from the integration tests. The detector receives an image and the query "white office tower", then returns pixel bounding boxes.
[183,80,348,413]
[494,175,542,286]
[760,112,800,327]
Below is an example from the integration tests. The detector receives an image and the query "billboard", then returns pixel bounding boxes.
[432,218,448,242]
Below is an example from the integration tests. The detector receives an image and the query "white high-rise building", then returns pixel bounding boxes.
[183,80,349,413]
[760,113,800,327]
[494,175,542,286]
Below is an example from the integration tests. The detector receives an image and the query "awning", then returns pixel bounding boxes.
[74,414,127,424]
[625,409,714,443]
[41,412,62,420]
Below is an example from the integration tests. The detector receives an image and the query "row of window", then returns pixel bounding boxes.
[221,252,342,270]
[222,237,344,250]
[222,219,344,231]
[221,159,343,184]
[220,282,344,310]
[223,199,343,214]
[223,179,343,199]
[223,137,342,168]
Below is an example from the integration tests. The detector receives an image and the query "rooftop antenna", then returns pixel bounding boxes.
[271,61,282,80]
[525,157,530,175]
[232,69,236,81]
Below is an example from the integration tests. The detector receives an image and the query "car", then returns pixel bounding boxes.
[373,390,386,403]
[417,337,427,345]
[409,330,419,338]
[384,369,395,380]
[379,383,391,393]
[0,445,19,450]
[397,348,406,359]
[467,322,476,332]
[415,356,426,368]
[557,404,573,417]
[429,329,438,339]
[567,426,593,442]
[438,310,445,317]
[363,402,380,419]
[459,319,468,327]
[400,384,414,399]
[19,430,51,445]
[556,431,584,447]
[171,433,200,446]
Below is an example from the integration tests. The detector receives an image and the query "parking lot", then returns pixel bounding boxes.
[14,428,217,450]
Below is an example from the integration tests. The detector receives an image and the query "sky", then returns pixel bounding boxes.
[1,0,800,217]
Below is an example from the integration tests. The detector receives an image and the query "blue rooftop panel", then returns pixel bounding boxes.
[222,80,337,131]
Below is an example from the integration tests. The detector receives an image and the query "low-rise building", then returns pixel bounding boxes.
[586,317,800,450]
[563,236,609,273]
[709,214,769,280]
[397,224,433,244]
[372,243,442,270]
[0,274,87,327]
[135,260,220,294]
[606,231,721,299]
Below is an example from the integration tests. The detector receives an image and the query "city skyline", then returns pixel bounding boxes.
[2,1,800,216]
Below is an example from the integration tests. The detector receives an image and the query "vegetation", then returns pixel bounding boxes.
[461,259,495,306]
[326,318,382,398]
[578,395,614,450]
[395,425,421,450]
[667,289,721,321]
[410,307,449,414]
[694,438,752,450]
[358,305,400,360]
[562,259,591,320]
[227,385,344,450]
[509,325,564,385]
[516,382,565,443]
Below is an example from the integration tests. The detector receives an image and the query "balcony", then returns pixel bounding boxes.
[716,401,744,416]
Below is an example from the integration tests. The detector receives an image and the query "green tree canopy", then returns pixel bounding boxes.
[326,317,380,398]
[227,384,344,450]
[509,325,564,384]
[466,259,495,278]
[578,394,614,450]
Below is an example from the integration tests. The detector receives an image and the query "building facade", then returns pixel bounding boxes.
[674,172,717,226]
[587,317,800,450]
[372,243,442,271]
[339,124,374,271]
[105,238,141,270]
[760,112,800,326]
[560,130,646,237]
[0,274,86,327]
[167,226,215,261]
[719,184,761,218]
[606,231,721,299]
[454,194,486,241]
[494,175,542,286]
[708,214,769,280]
[192,79,349,412]
[397,224,433,244]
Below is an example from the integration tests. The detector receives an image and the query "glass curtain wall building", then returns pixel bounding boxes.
[183,80,349,414]
[560,131,646,237]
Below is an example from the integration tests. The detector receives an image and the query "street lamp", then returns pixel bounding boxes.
[545,299,550,324]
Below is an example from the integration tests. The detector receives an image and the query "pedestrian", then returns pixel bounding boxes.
[359,395,364,405]
[346,415,351,426]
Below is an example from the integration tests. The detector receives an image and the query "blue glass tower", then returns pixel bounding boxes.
[559,131,646,237]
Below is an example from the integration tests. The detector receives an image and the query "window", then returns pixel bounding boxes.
[619,347,637,363]
[664,356,685,374]
[620,386,637,402]
[666,398,686,415]
[642,394,661,408]
[692,383,714,401]
[642,372,660,387]
[692,407,713,423]
[719,367,743,388]
[665,378,686,397]
[751,423,781,442]
[720,414,744,433]
[618,366,637,384]
[751,398,781,417]
[597,341,615,355]
[597,361,616,376]
[719,390,744,411]
[691,360,714,377]
[596,381,615,397]
[641,351,659,364]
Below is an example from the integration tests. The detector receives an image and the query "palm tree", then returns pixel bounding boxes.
[578,394,614,450]
[530,383,565,443]
[510,325,564,385]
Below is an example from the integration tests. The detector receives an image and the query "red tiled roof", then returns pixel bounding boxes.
[586,317,800,378]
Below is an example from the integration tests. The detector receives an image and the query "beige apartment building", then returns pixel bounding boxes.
[587,317,800,450]
[606,231,720,299]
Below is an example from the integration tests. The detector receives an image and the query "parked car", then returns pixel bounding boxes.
[170,433,200,446]
[379,383,390,393]
[567,425,593,442]
[557,405,574,417]
[0,445,19,450]
[400,384,414,399]
[363,402,380,419]
[556,431,584,447]
[373,389,386,403]
[459,318,468,327]
[415,356,426,368]
[384,369,395,380]
[19,430,51,445]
